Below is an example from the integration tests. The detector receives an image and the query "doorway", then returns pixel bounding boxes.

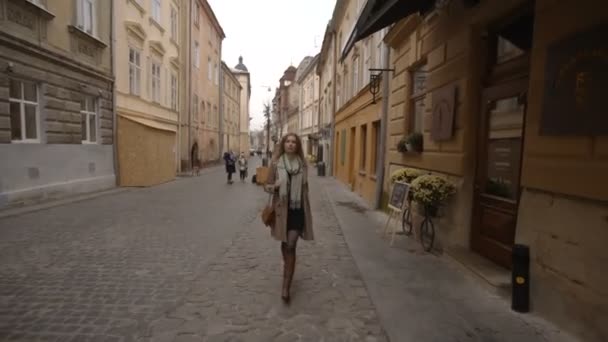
[348,127,356,187]
[471,7,534,269]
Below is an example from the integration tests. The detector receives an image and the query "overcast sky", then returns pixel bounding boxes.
[208,0,337,131]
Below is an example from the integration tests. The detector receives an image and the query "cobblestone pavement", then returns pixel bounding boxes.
[0,159,387,341]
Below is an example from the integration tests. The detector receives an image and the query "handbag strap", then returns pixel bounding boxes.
[267,193,273,206]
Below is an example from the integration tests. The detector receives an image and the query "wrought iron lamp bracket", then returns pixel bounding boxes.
[368,68,395,104]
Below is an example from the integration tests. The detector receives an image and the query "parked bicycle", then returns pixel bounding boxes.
[401,201,436,252]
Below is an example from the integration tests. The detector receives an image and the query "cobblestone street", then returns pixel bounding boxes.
[0,160,385,342]
[0,158,575,342]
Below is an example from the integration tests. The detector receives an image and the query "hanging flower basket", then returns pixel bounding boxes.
[406,132,423,153]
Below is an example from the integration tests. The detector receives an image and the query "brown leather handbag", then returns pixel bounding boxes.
[261,193,275,227]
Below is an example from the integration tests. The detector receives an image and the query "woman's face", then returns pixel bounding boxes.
[284,135,297,154]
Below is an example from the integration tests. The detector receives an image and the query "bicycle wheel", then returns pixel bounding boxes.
[420,218,435,252]
[401,207,412,235]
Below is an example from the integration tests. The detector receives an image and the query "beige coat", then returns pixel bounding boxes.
[265,160,314,242]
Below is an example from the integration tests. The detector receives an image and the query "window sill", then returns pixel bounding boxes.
[11,139,40,144]
[81,141,98,145]
[358,170,366,176]
[149,18,165,35]
[127,0,146,16]
[370,174,377,181]
[68,25,107,48]
[25,1,55,20]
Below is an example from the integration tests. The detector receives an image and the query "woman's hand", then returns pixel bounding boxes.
[264,183,279,194]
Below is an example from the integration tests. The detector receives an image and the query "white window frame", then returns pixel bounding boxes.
[170,72,178,111]
[353,56,359,94]
[77,0,96,36]
[410,64,428,133]
[376,39,383,69]
[363,39,371,87]
[214,63,219,85]
[80,96,98,144]
[194,41,200,68]
[170,5,178,43]
[129,47,142,96]
[151,60,162,103]
[152,0,161,23]
[9,79,40,143]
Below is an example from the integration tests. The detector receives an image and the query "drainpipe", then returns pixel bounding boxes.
[186,0,193,171]
[219,63,224,156]
[328,31,337,177]
[110,0,120,186]
[374,34,390,209]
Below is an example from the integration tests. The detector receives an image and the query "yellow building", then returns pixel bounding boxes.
[0,0,116,206]
[232,57,251,155]
[320,0,388,203]
[345,0,608,340]
[221,62,241,154]
[114,0,183,186]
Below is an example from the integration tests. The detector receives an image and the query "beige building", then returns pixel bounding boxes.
[341,0,608,340]
[297,55,320,158]
[232,57,251,154]
[181,0,224,168]
[114,0,183,186]
[0,0,116,207]
[221,61,241,154]
[317,22,337,170]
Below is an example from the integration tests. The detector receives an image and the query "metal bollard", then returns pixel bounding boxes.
[512,244,530,313]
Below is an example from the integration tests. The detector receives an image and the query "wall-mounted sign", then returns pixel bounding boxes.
[431,83,456,141]
[540,24,608,135]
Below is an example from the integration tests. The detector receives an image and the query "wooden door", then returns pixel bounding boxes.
[348,127,356,186]
[471,79,527,269]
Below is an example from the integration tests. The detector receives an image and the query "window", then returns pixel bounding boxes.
[410,64,428,133]
[170,73,178,111]
[151,61,161,103]
[214,63,218,85]
[80,97,97,143]
[9,79,39,142]
[194,41,200,68]
[207,102,211,123]
[353,57,359,94]
[129,48,141,95]
[336,75,341,109]
[170,6,178,42]
[152,0,161,23]
[208,57,212,81]
[371,121,380,173]
[192,94,198,120]
[363,39,371,87]
[360,124,367,170]
[193,1,200,26]
[77,0,96,35]
[375,39,383,68]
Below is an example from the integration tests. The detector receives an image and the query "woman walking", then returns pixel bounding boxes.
[223,150,236,184]
[265,133,314,303]
[238,152,248,182]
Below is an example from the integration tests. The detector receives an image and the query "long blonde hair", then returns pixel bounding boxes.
[272,133,306,164]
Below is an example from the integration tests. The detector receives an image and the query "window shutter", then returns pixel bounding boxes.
[146,56,151,99]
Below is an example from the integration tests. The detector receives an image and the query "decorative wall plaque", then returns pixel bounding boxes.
[540,24,608,135]
[431,83,456,141]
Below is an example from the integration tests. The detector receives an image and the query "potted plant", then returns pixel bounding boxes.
[410,174,456,217]
[390,168,424,184]
[397,136,408,153]
[406,132,423,153]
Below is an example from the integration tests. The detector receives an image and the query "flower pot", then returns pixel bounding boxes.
[425,205,439,217]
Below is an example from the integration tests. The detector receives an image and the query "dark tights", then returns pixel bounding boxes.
[280,230,300,302]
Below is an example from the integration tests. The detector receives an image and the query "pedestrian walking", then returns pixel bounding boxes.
[264,133,314,304]
[238,152,248,182]
[223,150,236,184]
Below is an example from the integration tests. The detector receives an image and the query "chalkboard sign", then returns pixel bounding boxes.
[388,182,410,212]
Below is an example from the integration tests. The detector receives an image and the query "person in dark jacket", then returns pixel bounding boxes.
[223,150,236,184]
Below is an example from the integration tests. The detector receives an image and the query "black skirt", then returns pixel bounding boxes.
[287,207,305,232]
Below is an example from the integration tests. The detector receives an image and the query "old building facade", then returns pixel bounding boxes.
[297,55,320,158]
[0,0,115,207]
[114,0,184,186]
[220,61,241,154]
[342,0,608,340]
[232,56,251,154]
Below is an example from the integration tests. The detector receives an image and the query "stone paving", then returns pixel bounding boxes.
[140,178,387,342]
[0,161,387,341]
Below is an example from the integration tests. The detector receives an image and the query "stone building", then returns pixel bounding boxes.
[0,0,115,207]
[274,66,296,138]
[318,0,388,201]
[317,20,337,173]
[220,61,241,154]
[232,56,251,154]
[344,0,608,340]
[297,55,320,158]
[115,0,184,186]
